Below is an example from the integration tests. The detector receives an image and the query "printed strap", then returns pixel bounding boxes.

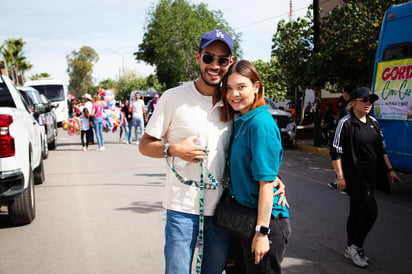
[163,143,219,273]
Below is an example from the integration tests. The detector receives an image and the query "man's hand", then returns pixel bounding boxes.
[169,136,206,162]
[273,177,289,208]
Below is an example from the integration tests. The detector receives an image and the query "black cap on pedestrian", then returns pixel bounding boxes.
[350,87,379,103]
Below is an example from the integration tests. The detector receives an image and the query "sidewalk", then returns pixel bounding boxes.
[293,139,329,156]
[293,125,330,156]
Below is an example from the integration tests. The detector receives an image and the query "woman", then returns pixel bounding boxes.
[330,87,401,268]
[220,60,290,273]
[91,94,106,150]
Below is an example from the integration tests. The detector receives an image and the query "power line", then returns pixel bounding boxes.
[235,6,309,30]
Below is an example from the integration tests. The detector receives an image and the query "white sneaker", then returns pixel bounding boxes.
[344,245,368,267]
[82,147,87,151]
[99,146,105,151]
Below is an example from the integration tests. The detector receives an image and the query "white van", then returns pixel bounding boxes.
[25,79,69,126]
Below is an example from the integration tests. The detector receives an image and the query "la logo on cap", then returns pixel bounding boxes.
[215,30,225,39]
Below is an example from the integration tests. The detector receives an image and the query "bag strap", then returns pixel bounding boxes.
[163,143,219,273]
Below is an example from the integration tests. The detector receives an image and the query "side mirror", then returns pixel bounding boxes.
[33,103,48,114]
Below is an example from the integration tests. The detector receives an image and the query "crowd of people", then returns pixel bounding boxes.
[66,90,158,151]
[62,29,401,273]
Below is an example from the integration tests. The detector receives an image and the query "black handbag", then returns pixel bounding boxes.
[213,195,257,240]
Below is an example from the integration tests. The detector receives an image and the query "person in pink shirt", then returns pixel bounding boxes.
[90,94,106,150]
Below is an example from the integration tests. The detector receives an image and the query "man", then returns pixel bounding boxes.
[139,29,236,274]
[130,92,146,144]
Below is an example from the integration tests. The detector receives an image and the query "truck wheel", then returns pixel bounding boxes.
[48,136,56,150]
[8,164,36,226]
[34,157,45,185]
[42,133,49,159]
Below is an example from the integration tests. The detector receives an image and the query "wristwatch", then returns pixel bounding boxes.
[255,225,270,235]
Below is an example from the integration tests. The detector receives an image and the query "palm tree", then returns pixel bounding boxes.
[1,38,32,85]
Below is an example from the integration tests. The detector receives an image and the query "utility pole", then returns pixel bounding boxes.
[313,0,323,147]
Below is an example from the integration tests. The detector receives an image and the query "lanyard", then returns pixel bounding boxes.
[163,143,219,273]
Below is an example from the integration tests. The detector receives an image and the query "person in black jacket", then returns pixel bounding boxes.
[330,87,401,268]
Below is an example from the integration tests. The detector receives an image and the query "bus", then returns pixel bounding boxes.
[371,2,412,173]
[25,79,69,127]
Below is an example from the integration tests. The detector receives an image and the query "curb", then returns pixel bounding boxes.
[293,144,330,156]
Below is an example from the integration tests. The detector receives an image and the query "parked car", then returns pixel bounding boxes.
[0,74,45,225]
[265,97,297,148]
[18,86,57,153]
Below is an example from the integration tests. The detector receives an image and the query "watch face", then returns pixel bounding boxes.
[256,225,270,235]
[260,226,269,234]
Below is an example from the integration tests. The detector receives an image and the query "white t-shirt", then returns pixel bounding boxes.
[145,81,233,216]
[80,116,90,131]
[132,99,145,119]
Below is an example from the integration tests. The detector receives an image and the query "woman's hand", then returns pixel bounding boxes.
[251,233,270,264]
[389,170,402,185]
[337,178,346,191]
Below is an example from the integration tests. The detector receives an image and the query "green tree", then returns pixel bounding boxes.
[1,38,32,85]
[30,72,51,80]
[99,78,117,90]
[134,0,241,89]
[252,60,287,101]
[271,14,314,92]
[66,46,99,97]
[111,71,163,102]
[316,0,399,88]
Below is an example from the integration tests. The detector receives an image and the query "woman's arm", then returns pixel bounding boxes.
[251,181,273,264]
[332,159,346,191]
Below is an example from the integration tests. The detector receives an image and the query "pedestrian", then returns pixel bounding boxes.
[328,83,356,189]
[130,92,146,144]
[119,101,129,142]
[138,29,235,273]
[79,107,91,151]
[330,87,401,268]
[220,60,290,274]
[321,103,337,145]
[122,100,132,144]
[90,94,106,151]
[146,93,159,122]
[81,93,94,145]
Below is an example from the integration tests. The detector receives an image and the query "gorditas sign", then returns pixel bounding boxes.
[373,58,412,121]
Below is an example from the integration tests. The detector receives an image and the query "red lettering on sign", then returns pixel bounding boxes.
[381,64,412,81]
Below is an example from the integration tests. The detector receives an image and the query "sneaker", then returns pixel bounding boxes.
[344,245,368,267]
[82,147,87,151]
[328,180,337,189]
[340,190,347,195]
[100,146,105,151]
[345,246,370,262]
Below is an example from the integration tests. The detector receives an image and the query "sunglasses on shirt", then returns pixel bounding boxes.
[202,54,231,67]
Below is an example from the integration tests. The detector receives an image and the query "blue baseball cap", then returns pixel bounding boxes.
[199,30,234,54]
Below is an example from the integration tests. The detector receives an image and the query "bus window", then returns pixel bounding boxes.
[382,42,412,61]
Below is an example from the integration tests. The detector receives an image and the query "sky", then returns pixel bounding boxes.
[2,0,312,86]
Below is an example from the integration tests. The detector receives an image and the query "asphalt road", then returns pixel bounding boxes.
[1,129,411,274]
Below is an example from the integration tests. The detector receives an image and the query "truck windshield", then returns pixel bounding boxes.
[29,84,65,102]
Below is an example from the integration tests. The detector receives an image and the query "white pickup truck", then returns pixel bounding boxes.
[0,74,45,225]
